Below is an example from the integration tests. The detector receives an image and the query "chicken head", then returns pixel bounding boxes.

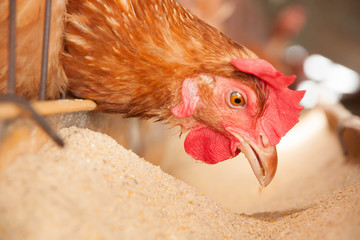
[172,58,304,187]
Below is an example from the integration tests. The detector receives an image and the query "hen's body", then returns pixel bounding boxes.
[64,0,258,122]
[0,0,67,99]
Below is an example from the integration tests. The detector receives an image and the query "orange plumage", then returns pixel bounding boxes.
[63,0,257,120]
[0,0,67,99]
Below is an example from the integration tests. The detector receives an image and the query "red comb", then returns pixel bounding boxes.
[231,58,305,145]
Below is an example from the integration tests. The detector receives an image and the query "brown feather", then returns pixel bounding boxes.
[0,0,68,99]
[63,0,262,125]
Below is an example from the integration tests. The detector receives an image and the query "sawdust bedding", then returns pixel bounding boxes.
[0,127,359,239]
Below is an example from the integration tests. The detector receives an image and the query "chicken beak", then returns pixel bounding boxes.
[239,137,277,187]
[226,129,278,187]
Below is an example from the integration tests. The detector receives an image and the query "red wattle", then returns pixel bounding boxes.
[184,126,238,164]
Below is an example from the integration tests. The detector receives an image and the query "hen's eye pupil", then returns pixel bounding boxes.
[229,91,245,107]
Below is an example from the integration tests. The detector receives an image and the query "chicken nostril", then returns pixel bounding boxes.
[260,134,270,148]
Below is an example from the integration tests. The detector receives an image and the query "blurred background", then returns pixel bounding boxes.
[180,0,360,115]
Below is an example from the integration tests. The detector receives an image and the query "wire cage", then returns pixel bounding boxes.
[2,0,65,146]
[0,0,163,159]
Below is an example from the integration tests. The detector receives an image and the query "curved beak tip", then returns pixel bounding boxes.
[259,147,278,187]
[240,141,278,187]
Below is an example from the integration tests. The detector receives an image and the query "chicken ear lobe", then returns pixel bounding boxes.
[171,78,199,118]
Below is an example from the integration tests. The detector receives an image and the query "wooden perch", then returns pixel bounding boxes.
[0,99,97,119]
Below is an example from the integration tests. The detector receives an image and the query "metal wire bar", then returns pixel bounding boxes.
[0,95,64,147]
[2,0,64,147]
[60,90,66,99]
[8,0,16,95]
[39,0,52,100]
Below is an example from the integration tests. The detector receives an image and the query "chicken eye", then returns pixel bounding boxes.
[229,91,245,107]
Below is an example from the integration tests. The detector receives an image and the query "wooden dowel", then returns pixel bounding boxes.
[0,99,97,120]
